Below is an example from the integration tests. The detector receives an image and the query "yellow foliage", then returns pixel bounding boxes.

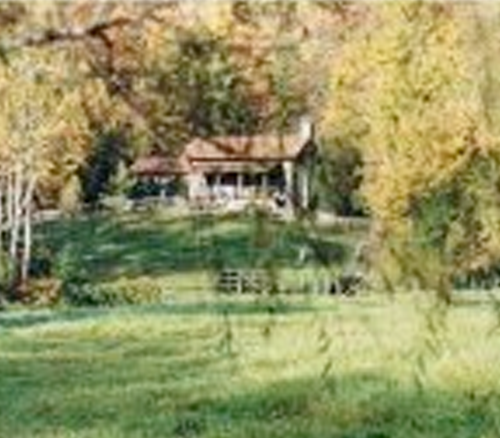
[0,48,90,190]
[323,2,500,291]
[325,3,486,219]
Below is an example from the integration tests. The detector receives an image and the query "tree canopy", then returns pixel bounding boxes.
[2,1,500,297]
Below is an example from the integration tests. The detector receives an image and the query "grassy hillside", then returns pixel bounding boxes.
[1,294,500,437]
[34,210,366,296]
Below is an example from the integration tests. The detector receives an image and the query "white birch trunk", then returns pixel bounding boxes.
[9,164,23,277]
[6,172,13,232]
[0,176,4,257]
[20,175,35,283]
[0,177,3,246]
[0,176,4,288]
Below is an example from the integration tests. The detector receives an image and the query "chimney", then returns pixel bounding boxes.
[299,116,315,143]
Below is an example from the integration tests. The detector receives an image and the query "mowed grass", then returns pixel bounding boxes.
[22,210,500,436]
[1,293,500,438]
[35,210,362,293]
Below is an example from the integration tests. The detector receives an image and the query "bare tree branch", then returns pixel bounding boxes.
[0,5,170,52]
[0,4,181,151]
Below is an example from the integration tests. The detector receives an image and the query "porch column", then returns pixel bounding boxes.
[237,173,243,199]
[300,168,309,209]
[215,173,221,198]
[188,172,203,201]
[283,161,294,203]
[261,173,268,195]
[159,177,166,199]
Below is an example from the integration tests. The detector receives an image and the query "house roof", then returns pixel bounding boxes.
[188,160,277,174]
[129,155,187,176]
[130,132,314,177]
[183,134,308,162]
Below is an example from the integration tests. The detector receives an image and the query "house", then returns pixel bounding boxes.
[130,119,317,211]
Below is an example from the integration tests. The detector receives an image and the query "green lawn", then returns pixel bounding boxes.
[15,210,500,437]
[35,210,364,295]
[1,293,500,437]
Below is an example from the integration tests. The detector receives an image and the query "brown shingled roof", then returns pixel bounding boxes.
[130,155,188,176]
[130,133,311,177]
[183,134,306,162]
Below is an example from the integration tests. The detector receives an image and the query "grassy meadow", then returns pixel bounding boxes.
[1,293,500,437]
[0,210,497,437]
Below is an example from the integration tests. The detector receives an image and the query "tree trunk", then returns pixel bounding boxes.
[0,176,4,255]
[6,172,13,234]
[20,176,35,283]
[0,176,4,290]
[9,164,23,290]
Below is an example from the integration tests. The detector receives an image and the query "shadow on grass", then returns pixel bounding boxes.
[185,373,500,438]
[2,353,497,438]
[0,322,226,437]
[0,298,323,330]
[0,295,498,438]
[36,211,351,283]
[0,307,114,330]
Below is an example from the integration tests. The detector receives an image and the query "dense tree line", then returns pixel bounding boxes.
[1,1,500,299]
[324,2,500,298]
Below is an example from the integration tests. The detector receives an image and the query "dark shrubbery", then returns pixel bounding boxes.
[0,251,16,295]
[315,141,365,217]
[28,245,54,278]
[14,241,164,307]
[127,180,162,199]
[453,265,500,290]
[1,246,60,306]
[127,178,186,201]
[17,278,62,307]
[79,128,133,210]
[62,279,164,307]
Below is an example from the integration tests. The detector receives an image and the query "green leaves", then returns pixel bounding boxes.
[322,2,500,294]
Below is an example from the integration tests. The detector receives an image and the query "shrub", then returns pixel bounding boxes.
[17,278,62,307]
[315,141,365,216]
[28,245,54,278]
[127,180,162,199]
[63,278,165,307]
[454,265,500,290]
[101,278,165,305]
[0,251,15,293]
[54,247,163,307]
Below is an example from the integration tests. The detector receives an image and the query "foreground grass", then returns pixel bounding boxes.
[1,293,500,437]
